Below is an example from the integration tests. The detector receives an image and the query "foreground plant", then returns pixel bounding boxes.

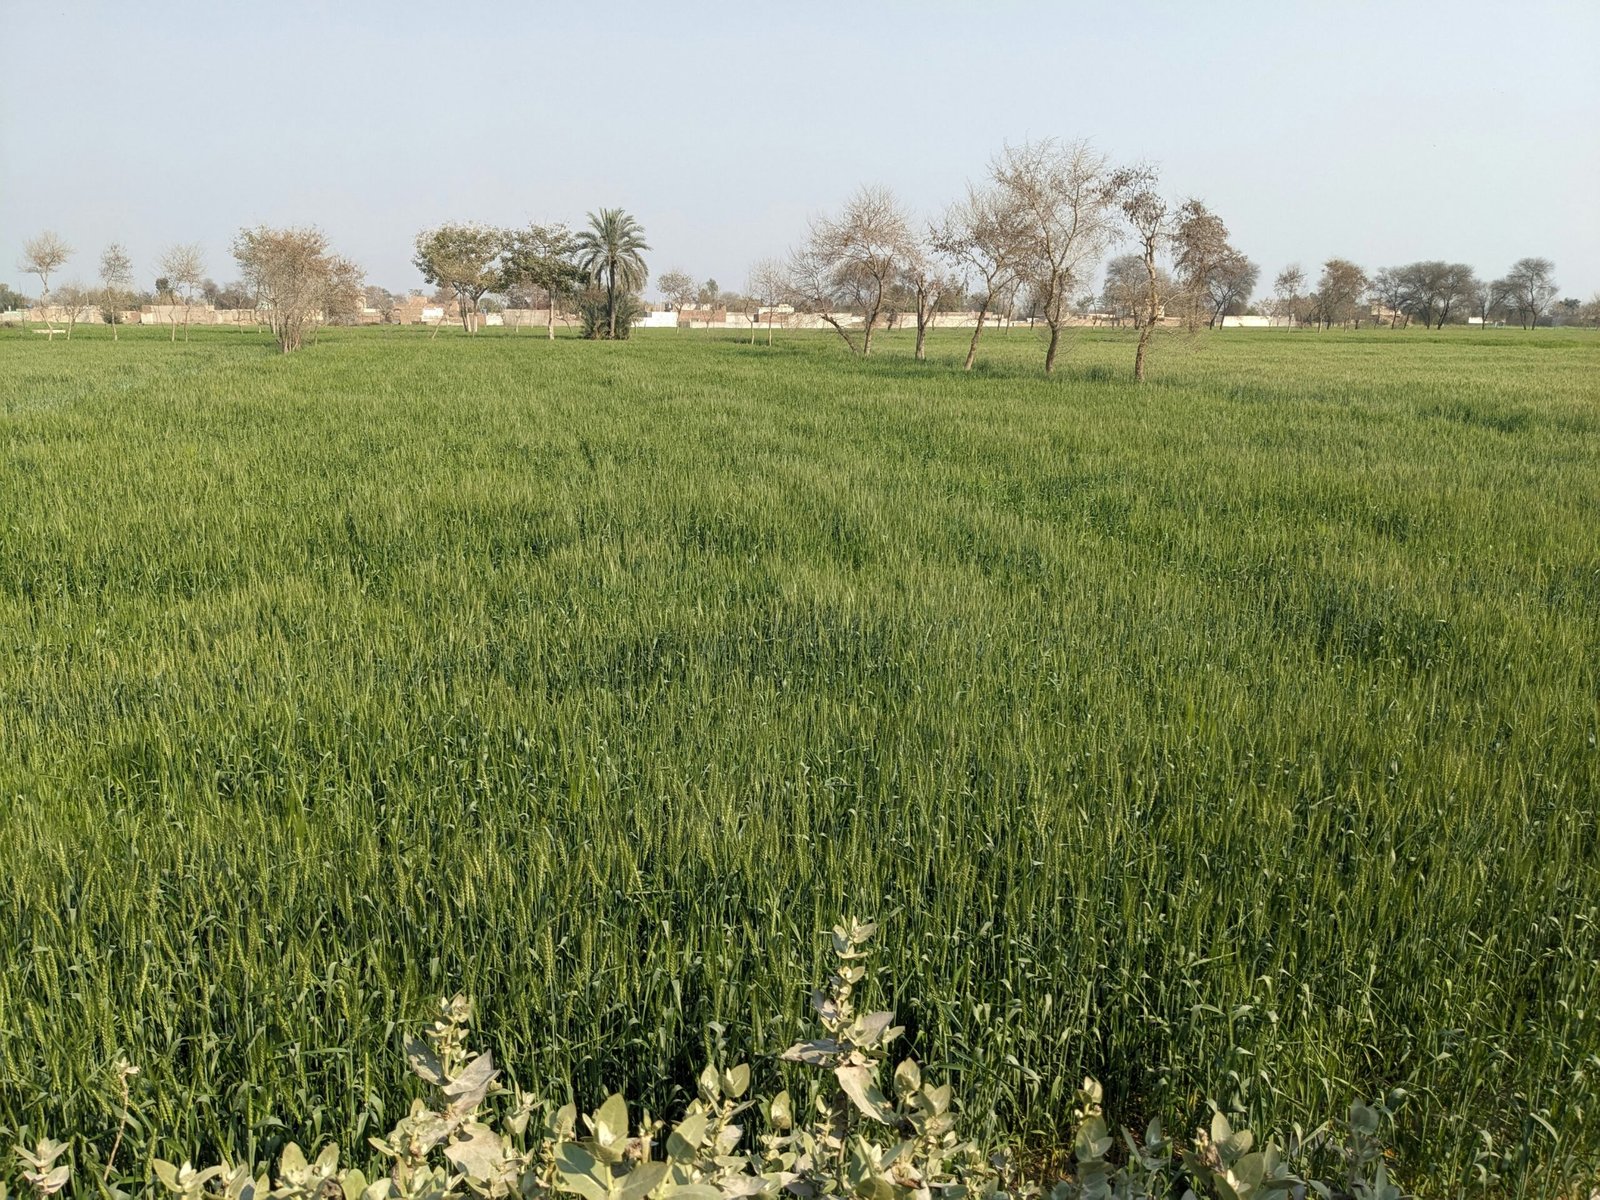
[4,920,1407,1200]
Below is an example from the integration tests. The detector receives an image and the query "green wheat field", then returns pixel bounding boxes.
[1,324,1596,1191]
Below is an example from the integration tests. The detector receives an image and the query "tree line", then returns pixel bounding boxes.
[10,206,650,353]
[13,137,1596,369]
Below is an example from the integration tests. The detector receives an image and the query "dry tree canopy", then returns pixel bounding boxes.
[232,225,364,352]
[789,185,915,356]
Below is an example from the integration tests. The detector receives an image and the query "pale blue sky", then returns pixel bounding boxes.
[3,0,1597,300]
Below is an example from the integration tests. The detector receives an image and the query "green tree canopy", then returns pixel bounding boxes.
[574,208,649,339]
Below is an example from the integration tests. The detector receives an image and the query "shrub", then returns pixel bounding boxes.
[579,287,642,339]
[0,920,1409,1200]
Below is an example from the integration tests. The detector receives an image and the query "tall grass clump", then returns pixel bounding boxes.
[0,324,1596,1196]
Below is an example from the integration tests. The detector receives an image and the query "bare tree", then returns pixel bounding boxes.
[318,254,365,338]
[992,139,1119,374]
[730,289,762,343]
[1171,201,1256,328]
[1273,265,1306,328]
[159,243,205,341]
[1503,257,1557,329]
[899,238,954,362]
[413,223,505,334]
[1308,259,1367,330]
[933,183,1027,370]
[19,232,72,340]
[364,286,398,323]
[99,243,134,341]
[1378,261,1477,329]
[54,283,90,340]
[1368,268,1410,328]
[232,225,364,352]
[1433,263,1477,328]
[1101,254,1175,327]
[747,258,787,346]
[789,185,913,356]
[1473,277,1508,326]
[1203,253,1258,326]
[1169,201,1225,327]
[1114,168,1173,382]
[657,269,696,314]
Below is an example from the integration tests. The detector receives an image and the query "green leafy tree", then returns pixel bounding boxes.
[413,223,505,334]
[574,208,650,339]
[500,223,582,339]
[656,269,696,312]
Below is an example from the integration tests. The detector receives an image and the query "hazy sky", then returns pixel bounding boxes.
[3,0,1597,300]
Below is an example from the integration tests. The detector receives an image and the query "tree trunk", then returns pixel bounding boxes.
[914,313,927,361]
[1044,321,1061,374]
[964,304,990,370]
[547,294,555,340]
[821,316,860,355]
[1134,326,1151,382]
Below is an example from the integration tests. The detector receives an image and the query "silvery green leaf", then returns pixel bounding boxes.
[615,1162,668,1200]
[769,1091,793,1131]
[553,1144,609,1200]
[721,1176,778,1197]
[721,1064,751,1099]
[853,1013,900,1047]
[698,1065,722,1103]
[444,1123,504,1180]
[404,1037,446,1086]
[835,1064,894,1125]
[892,1060,920,1098]
[781,1040,840,1065]
[1231,1152,1265,1189]
[444,1052,499,1109]
[667,1113,709,1162]
[592,1093,630,1149]
[556,1171,610,1200]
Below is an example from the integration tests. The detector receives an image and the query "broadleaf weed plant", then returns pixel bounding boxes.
[0,920,1426,1200]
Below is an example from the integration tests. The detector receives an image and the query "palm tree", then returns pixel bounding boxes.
[574,208,650,339]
